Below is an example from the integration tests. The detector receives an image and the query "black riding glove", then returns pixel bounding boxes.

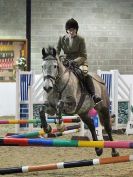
[69,60,75,66]
[69,60,79,68]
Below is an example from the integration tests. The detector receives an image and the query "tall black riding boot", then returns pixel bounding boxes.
[84,75,103,104]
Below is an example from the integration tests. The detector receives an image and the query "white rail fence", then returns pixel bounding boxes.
[15,69,133,135]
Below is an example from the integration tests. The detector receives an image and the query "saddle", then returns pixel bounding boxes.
[89,72,105,85]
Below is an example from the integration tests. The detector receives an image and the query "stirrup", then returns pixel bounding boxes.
[94,99,103,107]
[92,95,103,106]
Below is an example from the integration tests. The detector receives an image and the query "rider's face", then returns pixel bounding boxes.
[67,28,77,38]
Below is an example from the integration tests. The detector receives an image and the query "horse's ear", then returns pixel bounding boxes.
[42,48,47,59]
[52,48,56,57]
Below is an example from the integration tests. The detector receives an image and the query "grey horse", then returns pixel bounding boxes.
[40,46,119,157]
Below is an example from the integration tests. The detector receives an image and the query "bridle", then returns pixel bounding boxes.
[42,55,59,81]
[42,56,71,99]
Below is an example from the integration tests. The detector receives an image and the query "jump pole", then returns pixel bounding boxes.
[1,138,133,148]
[0,155,133,175]
[0,118,80,124]
[7,124,80,138]
[7,129,79,138]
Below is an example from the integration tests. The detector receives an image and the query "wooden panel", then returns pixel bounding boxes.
[0,39,27,82]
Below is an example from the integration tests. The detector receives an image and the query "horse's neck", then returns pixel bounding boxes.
[58,60,66,76]
[55,60,80,96]
[56,60,69,84]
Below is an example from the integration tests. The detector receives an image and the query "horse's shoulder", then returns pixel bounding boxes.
[89,72,105,84]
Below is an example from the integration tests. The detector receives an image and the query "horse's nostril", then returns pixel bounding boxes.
[48,86,52,92]
[43,86,53,93]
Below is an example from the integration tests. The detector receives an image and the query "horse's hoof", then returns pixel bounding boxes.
[95,148,103,156]
[56,123,65,132]
[48,133,56,138]
[112,151,119,157]
[57,125,65,132]
[44,124,52,133]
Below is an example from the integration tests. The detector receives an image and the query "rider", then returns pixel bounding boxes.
[56,18,102,105]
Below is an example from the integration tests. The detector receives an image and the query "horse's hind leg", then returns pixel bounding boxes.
[39,105,52,133]
[97,107,119,157]
[79,112,103,156]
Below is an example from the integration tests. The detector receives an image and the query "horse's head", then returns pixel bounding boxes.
[42,46,59,93]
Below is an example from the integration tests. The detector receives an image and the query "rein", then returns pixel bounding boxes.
[54,67,71,99]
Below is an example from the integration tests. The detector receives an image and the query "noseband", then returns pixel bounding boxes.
[43,75,56,81]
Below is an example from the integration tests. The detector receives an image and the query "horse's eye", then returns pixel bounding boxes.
[54,65,57,68]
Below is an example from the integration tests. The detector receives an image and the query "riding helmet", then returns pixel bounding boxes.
[65,18,79,31]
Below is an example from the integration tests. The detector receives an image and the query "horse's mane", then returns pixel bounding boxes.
[46,46,55,55]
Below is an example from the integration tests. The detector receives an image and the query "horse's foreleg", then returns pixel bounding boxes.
[98,107,119,157]
[39,105,52,133]
[56,100,65,132]
[56,100,64,122]
[79,112,103,156]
